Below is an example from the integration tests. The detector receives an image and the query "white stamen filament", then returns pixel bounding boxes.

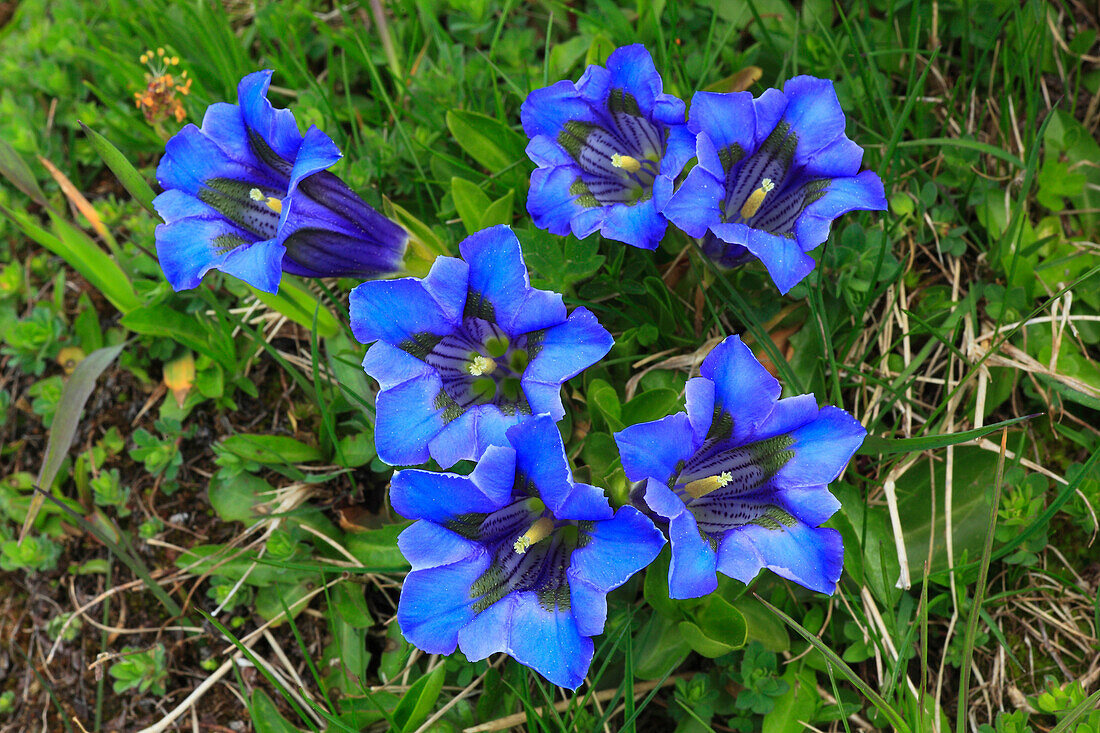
[739,178,775,220]
[684,471,733,499]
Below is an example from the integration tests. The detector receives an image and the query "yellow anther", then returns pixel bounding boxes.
[249,188,283,213]
[513,517,555,554]
[611,153,642,173]
[467,355,497,376]
[169,56,180,66]
[683,471,733,499]
[140,53,149,64]
[739,178,775,220]
[157,47,165,56]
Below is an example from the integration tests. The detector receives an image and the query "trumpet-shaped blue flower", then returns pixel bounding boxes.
[392,415,665,689]
[521,44,695,250]
[154,70,407,294]
[349,225,613,468]
[614,335,865,599]
[662,78,887,294]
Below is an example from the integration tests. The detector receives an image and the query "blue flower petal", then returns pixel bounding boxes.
[775,486,842,527]
[218,236,285,294]
[614,412,695,484]
[525,135,573,169]
[457,594,515,662]
[461,226,566,335]
[360,341,435,390]
[568,578,608,637]
[237,70,303,164]
[799,134,864,179]
[750,88,789,149]
[661,124,698,178]
[569,505,664,591]
[397,520,480,571]
[776,405,866,487]
[683,376,716,443]
[507,593,592,689]
[520,80,600,141]
[526,166,587,237]
[285,126,342,193]
[662,164,723,238]
[506,415,576,514]
[398,557,488,654]
[666,510,719,599]
[697,336,781,443]
[391,464,512,525]
[716,522,842,595]
[794,170,887,251]
[712,223,816,294]
[523,307,613,418]
[780,76,848,170]
[430,405,513,469]
[153,189,220,225]
[157,124,267,195]
[371,371,446,466]
[687,91,756,161]
[598,197,667,250]
[198,102,263,169]
[604,44,665,115]
[349,264,462,346]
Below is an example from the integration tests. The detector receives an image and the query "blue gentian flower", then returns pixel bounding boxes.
[154,70,407,294]
[521,44,695,250]
[349,225,613,468]
[613,335,865,599]
[662,78,887,294]
[392,414,665,689]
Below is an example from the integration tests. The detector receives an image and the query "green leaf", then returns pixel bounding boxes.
[392,662,445,733]
[78,122,156,214]
[21,344,125,541]
[633,612,691,680]
[678,619,735,658]
[0,203,141,314]
[858,414,1035,455]
[622,388,681,426]
[208,473,273,525]
[587,378,623,432]
[445,109,526,178]
[0,134,47,205]
[480,188,515,229]
[642,547,680,619]
[451,176,493,235]
[332,583,374,628]
[121,305,236,371]
[761,663,817,733]
[250,277,340,338]
[691,596,748,655]
[249,689,304,733]
[220,434,323,466]
[344,523,412,572]
[896,446,998,582]
[519,225,605,292]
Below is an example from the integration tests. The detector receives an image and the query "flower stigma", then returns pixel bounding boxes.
[611,153,643,173]
[739,178,775,220]
[513,516,555,554]
[249,187,283,214]
[684,471,733,499]
[467,355,497,377]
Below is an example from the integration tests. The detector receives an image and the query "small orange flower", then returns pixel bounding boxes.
[134,49,191,126]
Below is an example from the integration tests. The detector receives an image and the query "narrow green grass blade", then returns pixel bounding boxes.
[754,595,911,733]
[858,414,1036,455]
[20,343,125,541]
[78,122,157,214]
[956,430,1007,733]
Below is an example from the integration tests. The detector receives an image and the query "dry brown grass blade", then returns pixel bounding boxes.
[37,155,111,244]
